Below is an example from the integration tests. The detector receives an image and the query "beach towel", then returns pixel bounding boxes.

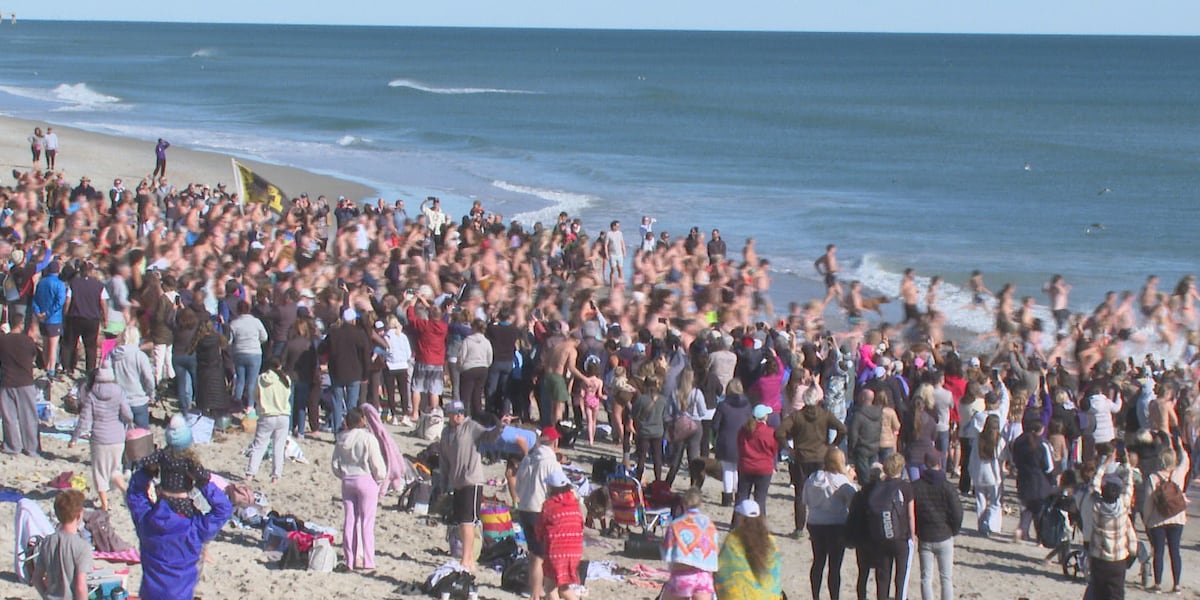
[14,498,54,583]
[362,404,406,498]
[93,548,141,564]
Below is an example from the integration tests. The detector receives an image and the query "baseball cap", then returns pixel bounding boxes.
[341,308,358,323]
[734,499,760,518]
[752,404,773,420]
[544,470,571,488]
[446,400,467,415]
[373,320,385,330]
[540,426,561,442]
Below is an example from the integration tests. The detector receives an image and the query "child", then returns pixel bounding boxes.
[33,489,91,600]
[128,414,233,600]
[577,362,605,445]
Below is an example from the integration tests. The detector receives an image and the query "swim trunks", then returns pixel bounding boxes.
[543,373,570,404]
[824,273,837,288]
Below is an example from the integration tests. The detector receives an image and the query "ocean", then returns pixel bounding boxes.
[0,22,1198,336]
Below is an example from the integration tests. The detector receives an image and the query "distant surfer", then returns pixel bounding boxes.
[1097,187,1111,196]
[152,138,170,178]
[1024,162,1032,171]
[814,244,841,310]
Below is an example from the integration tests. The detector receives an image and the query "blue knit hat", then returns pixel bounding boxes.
[166,414,192,451]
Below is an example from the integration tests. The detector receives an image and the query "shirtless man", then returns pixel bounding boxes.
[814,244,841,310]
[752,258,774,322]
[963,270,991,312]
[1139,275,1161,321]
[1045,274,1072,335]
[844,280,866,330]
[900,268,920,323]
[540,333,585,426]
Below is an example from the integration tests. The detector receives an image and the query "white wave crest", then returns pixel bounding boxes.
[0,82,127,112]
[494,180,594,225]
[387,78,536,95]
[336,135,373,147]
[190,48,216,58]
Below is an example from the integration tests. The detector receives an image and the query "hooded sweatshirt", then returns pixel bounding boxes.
[126,469,232,600]
[776,404,847,464]
[457,332,493,371]
[255,370,291,417]
[847,404,883,456]
[111,345,154,408]
[802,470,857,526]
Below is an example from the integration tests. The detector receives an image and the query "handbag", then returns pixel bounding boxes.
[668,414,699,444]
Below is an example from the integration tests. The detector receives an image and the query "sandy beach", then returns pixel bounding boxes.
[3,405,1200,600]
[0,117,1196,600]
[0,115,375,202]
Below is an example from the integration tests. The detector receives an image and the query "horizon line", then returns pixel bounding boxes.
[9,18,1200,38]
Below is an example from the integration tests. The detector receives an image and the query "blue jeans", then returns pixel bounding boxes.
[232,353,263,410]
[173,354,198,413]
[330,380,360,433]
[291,380,312,436]
[131,404,150,429]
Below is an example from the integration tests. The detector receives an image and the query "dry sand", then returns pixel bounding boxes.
[0,115,375,201]
[3,403,1200,600]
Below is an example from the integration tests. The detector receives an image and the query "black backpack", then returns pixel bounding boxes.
[1036,497,1069,548]
[500,556,530,593]
[423,569,474,599]
[867,480,910,543]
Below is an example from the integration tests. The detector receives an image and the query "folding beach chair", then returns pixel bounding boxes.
[606,475,671,535]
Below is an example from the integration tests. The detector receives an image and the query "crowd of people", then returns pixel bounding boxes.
[4,140,1200,600]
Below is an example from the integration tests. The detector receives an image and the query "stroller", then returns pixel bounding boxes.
[1037,494,1087,580]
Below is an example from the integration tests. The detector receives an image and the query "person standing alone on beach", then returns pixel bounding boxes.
[43,127,58,170]
[152,138,170,178]
[1045,274,1072,335]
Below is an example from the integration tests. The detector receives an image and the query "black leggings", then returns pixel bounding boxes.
[382,369,410,414]
[875,540,911,600]
[1149,524,1183,588]
[736,472,772,519]
[809,523,847,600]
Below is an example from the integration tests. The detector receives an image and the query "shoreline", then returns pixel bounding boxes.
[0,115,376,202]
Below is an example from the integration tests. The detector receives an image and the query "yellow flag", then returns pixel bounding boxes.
[232,159,290,214]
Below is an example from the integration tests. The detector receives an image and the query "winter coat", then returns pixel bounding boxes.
[776,404,846,464]
[712,393,753,463]
[912,469,963,543]
[1010,432,1054,504]
[847,404,883,457]
[72,382,131,445]
[194,333,230,412]
[126,470,232,600]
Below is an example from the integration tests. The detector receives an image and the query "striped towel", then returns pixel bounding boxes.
[93,548,141,564]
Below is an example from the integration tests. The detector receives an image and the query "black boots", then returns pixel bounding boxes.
[720,492,733,507]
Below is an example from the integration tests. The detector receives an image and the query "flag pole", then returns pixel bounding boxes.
[230,158,244,205]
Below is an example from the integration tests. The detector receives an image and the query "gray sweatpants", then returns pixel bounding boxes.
[0,385,40,455]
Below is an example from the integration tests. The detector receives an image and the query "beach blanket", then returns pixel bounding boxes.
[93,548,141,564]
[362,404,406,498]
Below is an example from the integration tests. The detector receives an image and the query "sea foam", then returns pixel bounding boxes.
[494,180,595,225]
[387,78,536,95]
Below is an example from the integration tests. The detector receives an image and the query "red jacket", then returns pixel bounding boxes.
[406,305,448,366]
[737,421,779,476]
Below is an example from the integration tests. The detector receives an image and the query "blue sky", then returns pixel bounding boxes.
[7,0,1199,35]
